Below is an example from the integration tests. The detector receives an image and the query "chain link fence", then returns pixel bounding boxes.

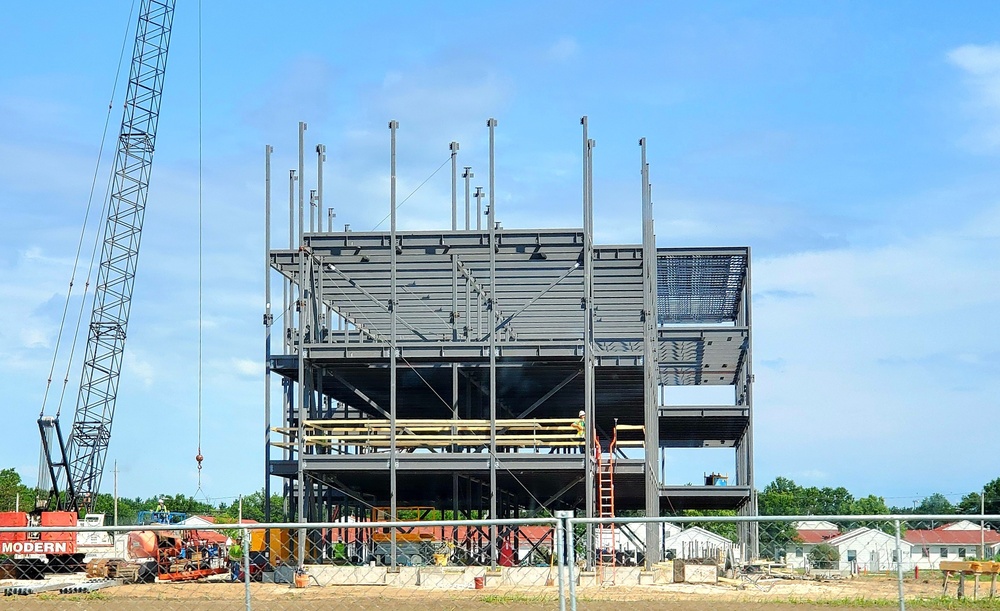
[3,514,1000,609]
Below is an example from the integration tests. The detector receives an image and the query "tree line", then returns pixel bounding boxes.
[3,466,999,528]
[0,468,286,524]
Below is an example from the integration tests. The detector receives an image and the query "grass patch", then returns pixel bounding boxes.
[758,596,1000,609]
[478,593,557,604]
[37,592,110,602]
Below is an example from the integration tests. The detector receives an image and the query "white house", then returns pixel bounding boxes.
[825,527,904,573]
[595,522,683,565]
[662,526,736,562]
[905,521,1000,569]
[785,520,840,570]
[787,526,903,573]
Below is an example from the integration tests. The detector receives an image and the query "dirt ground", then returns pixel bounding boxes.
[0,575,983,610]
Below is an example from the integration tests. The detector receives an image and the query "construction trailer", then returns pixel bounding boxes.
[263,120,755,569]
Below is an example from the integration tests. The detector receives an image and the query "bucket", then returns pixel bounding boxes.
[294,573,309,588]
[474,576,484,589]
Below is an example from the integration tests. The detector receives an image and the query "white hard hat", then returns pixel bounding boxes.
[578,410,585,417]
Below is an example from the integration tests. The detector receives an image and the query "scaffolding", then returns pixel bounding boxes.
[263,118,756,569]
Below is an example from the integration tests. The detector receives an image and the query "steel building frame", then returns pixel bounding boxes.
[263,119,756,568]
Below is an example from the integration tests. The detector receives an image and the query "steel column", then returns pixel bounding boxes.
[388,120,399,568]
[641,138,660,567]
[487,117,498,568]
[264,144,273,524]
[450,141,459,230]
[582,116,595,567]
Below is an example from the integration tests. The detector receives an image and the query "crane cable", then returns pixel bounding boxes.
[41,0,137,420]
[195,0,206,492]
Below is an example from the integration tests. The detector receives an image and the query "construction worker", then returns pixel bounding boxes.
[571,410,585,437]
[229,538,244,582]
[155,498,168,523]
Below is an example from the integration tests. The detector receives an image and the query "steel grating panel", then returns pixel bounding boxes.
[659,485,752,512]
[658,405,749,447]
[657,327,748,385]
[656,248,748,324]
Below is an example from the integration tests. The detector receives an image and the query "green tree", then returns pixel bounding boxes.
[916,493,954,515]
[958,478,1000,517]
[681,509,738,542]
[808,543,840,569]
[139,494,217,518]
[90,493,144,525]
[757,477,805,558]
[0,468,35,513]
[216,489,288,523]
[847,494,894,533]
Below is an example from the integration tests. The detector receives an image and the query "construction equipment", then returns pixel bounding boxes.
[126,529,229,582]
[0,0,175,578]
[595,422,618,584]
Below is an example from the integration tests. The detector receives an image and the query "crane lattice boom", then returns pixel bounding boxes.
[48,0,175,513]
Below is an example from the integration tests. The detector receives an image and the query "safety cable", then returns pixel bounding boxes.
[371,155,451,231]
[42,0,137,419]
[196,0,205,494]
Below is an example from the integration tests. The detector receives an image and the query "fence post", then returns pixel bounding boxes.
[242,527,252,611]
[894,519,905,611]
[555,511,572,611]
[566,515,577,611]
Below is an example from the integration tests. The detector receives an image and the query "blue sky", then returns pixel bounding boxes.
[2,1,1000,510]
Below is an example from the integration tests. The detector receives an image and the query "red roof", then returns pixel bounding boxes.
[795,529,840,544]
[905,529,1000,546]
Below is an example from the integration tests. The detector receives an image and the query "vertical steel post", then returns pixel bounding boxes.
[463,167,473,230]
[296,122,309,569]
[286,170,296,352]
[561,512,578,611]
[284,168,297,468]
[298,122,307,244]
[581,117,595,568]
[745,249,759,556]
[555,513,567,611]
[640,138,660,567]
[487,117,498,567]
[264,145,273,525]
[309,189,317,234]
[316,144,326,232]
[895,519,905,611]
[296,237,306,568]
[242,528,251,611]
[450,142,459,230]
[389,120,399,569]
[475,186,483,231]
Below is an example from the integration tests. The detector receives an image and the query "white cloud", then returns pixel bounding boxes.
[948,43,1000,149]
[124,349,156,388]
[547,37,580,62]
[751,207,1000,490]
[232,358,258,377]
[948,44,1000,78]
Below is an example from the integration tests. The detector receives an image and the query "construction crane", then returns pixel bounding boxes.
[1,1,175,577]
[35,0,176,515]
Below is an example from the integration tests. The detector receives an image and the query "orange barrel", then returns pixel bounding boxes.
[474,576,484,589]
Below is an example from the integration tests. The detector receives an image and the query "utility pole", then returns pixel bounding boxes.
[113,461,118,527]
